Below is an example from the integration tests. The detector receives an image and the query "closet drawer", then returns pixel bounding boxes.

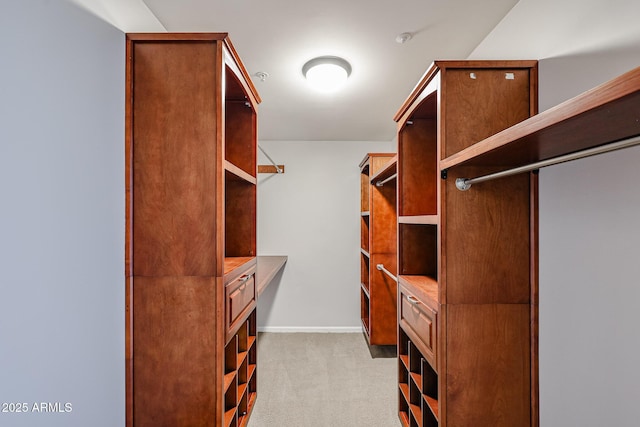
[399,289,437,368]
[226,269,256,337]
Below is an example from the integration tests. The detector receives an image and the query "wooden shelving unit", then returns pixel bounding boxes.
[440,67,640,426]
[224,311,257,427]
[398,328,439,427]
[125,33,261,426]
[393,60,539,426]
[359,153,397,348]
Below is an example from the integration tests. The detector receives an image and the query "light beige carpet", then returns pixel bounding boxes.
[247,332,401,427]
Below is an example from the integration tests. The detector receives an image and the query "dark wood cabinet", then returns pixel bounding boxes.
[125,33,260,427]
[394,60,539,426]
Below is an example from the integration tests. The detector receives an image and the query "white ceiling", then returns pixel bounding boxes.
[144,0,524,141]
[68,0,640,141]
[69,0,520,141]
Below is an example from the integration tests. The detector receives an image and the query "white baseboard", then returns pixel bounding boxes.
[257,326,362,333]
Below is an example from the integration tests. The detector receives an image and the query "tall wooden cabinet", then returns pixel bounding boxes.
[359,153,397,348]
[125,33,261,427]
[393,61,539,426]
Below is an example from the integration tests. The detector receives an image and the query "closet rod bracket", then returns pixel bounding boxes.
[455,178,472,191]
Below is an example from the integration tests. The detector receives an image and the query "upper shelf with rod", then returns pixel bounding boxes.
[441,65,640,182]
[370,154,397,187]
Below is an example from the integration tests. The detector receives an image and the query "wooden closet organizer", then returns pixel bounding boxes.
[360,153,398,349]
[393,60,640,426]
[125,33,286,427]
[393,61,539,426]
[436,63,640,427]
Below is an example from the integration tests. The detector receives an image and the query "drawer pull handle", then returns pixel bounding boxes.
[239,274,253,283]
[407,295,420,305]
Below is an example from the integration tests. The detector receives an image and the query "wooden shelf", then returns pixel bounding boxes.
[237,350,248,367]
[255,256,287,297]
[370,154,398,185]
[360,248,370,258]
[424,395,439,419]
[399,354,409,370]
[361,211,370,216]
[399,411,411,427]
[441,65,640,171]
[224,372,235,393]
[399,215,438,225]
[399,383,410,401]
[224,407,237,427]
[360,283,370,297]
[409,403,423,426]
[410,372,423,389]
[238,383,248,399]
[247,336,256,351]
[247,364,256,382]
[238,392,257,427]
[225,161,257,184]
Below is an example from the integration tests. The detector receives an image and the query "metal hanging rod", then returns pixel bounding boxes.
[258,145,283,174]
[376,264,397,282]
[375,173,397,187]
[455,134,640,191]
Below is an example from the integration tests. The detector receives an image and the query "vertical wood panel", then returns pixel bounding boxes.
[133,276,218,426]
[360,215,369,253]
[132,41,218,277]
[369,252,398,344]
[444,165,531,304]
[445,304,531,426]
[443,68,531,158]
[529,172,540,427]
[371,183,397,255]
[360,162,370,212]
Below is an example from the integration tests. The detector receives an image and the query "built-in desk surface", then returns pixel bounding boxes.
[256,256,288,297]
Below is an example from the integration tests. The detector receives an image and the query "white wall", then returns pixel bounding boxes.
[257,140,394,331]
[469,1,640,424]
[537,53,640,427]
[0,1,124,426]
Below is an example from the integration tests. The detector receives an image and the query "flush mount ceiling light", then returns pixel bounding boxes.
[302,56,352,93]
